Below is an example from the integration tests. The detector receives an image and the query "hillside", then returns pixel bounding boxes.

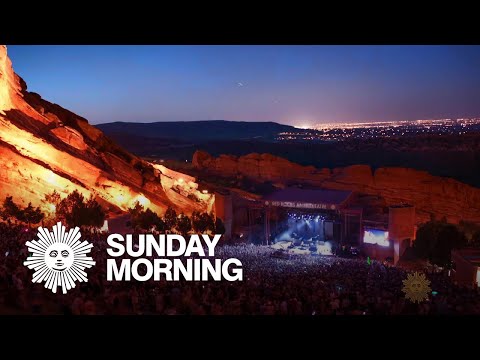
[97,120,296,141]
[0,45,212,217]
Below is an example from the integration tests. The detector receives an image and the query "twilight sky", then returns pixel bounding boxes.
[7,45,480,127]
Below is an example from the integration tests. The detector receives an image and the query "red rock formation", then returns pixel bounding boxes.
[193,150,480,225]
[0,45,22,113]
[50,126,87,151]
[0,45,205,216]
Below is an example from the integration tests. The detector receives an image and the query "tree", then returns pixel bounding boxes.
[129,201,144,219]
[152,213,166,232]
[42,190,62,225]
[56,190,85,228]
[129,201,144,231]
[191,211,202,232]
[21,202,45,228]
[214,217,226,235]
[85,196,106,229]
[44,190,62,207]
[1,196,21,221]
[1,196,45,227]
[137,209,155,231]
[138,209,165,232]
[205,212,216,233]
[56,190,105,230]
[191,211,216,234]
[191,211,207,233]
[176,213,192,236]
[414,221,467,266]
[472,231,480,248]
[128,202,165,232]
[164,206,177,230]
[414,221,438,259]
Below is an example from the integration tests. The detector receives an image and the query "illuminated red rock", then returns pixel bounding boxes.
[0,45,209,217]
[50,126,87,151]
[193,150,480,225]
[0,45,19,112]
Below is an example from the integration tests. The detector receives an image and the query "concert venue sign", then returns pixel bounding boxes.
[265,201,337,210]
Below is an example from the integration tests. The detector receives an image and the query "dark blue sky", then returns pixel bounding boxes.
[7,45,480,126]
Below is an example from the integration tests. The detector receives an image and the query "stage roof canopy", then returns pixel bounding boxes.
[263,188,352,210]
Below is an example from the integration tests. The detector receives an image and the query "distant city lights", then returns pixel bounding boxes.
[278,118,480,142]
[294,124,314,130]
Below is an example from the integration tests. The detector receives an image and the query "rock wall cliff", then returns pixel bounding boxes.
[0,45,206,216]
[193,150,480,224]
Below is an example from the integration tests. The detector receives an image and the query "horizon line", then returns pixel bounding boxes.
[94,116,480,127]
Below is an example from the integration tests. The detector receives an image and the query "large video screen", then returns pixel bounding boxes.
[363,229,389,247]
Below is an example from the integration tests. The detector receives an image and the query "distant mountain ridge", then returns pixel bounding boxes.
[97,120,296,141]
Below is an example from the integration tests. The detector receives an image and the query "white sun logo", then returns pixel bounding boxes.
[23,222,96,294]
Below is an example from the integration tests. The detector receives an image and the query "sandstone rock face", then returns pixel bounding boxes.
[100,152,144,188]
[0,45,206,217]
[0,45,22,113]
[50,126,87,151]
[192,150,213,168]
[193,150,480,225]
[76,118,103,142]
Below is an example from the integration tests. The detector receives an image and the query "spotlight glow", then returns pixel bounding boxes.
[135,194,149,207]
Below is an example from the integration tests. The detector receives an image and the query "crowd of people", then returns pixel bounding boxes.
[1,221,480,315]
